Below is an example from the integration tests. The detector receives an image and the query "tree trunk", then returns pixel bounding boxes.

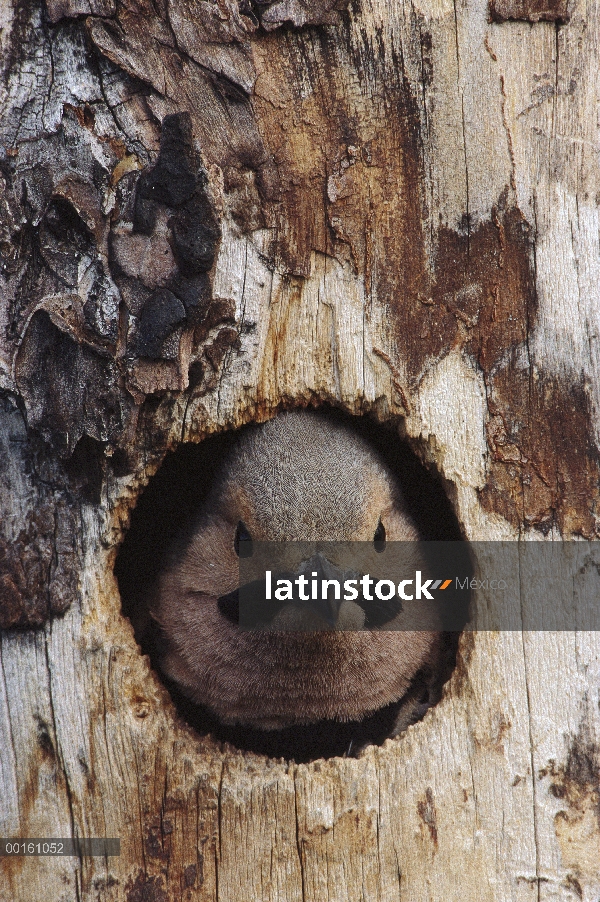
[1,0,600,899]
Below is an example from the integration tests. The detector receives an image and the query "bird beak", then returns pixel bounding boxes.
[295,553,352,627]
[220,554,360,630]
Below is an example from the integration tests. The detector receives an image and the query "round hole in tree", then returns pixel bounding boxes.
[115,407,470,763]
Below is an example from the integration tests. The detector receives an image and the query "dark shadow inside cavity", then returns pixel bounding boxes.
[115,406,470,763]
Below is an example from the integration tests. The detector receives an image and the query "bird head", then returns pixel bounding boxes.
[152,410,441,730]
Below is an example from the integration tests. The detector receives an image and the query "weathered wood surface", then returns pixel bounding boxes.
[1,0,600,899]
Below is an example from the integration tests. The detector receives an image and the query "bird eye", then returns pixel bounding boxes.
[374,519,386,553]
[234,520,253,557]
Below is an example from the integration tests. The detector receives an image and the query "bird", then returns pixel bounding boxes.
[151,409,446,746]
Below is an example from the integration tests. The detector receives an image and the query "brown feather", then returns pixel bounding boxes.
[152,411,441,729]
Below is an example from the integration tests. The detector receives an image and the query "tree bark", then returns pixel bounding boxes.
[1,0,600,899]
